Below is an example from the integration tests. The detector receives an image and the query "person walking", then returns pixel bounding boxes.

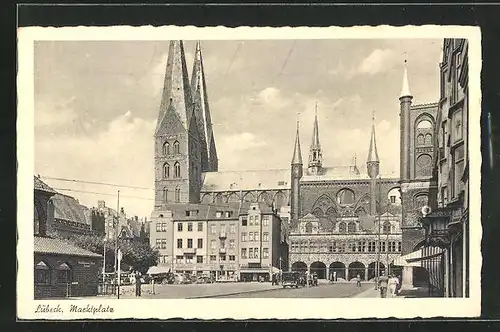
[356,274,361,288]
[135,271,142,297]
[378,274,389,298]
[388,274,397,297]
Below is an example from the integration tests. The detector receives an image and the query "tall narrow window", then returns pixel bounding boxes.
[57,263,72,284]
[163,163,170,178]
[163,142,170,155]
[175,187,181,202]
[163,188,168,203]
[35,261,51,285]
[174,162,181,178]
[173,141,180,154]
[347,222,356,233]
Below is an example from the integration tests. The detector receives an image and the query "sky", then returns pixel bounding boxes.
[34,39,442,217]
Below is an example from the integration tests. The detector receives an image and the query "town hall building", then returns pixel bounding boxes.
[150,40,439,284]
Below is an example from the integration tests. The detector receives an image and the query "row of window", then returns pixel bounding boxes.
[176,238,204,249]
[162,141,180,155]
[290,241,402,253]
[241,232,269,242]
[304,221,393,234]
[162,187,181,203]
[176,222,204,232]
[241,215,270,227]
[209,224,236,234]
[241,248,269,259]
[163,162,181,179]
[35,261,72,285]
[173,254,239,263]
[211,239,235,249]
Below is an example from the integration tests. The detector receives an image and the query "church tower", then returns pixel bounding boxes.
[290,120,303,227]
[191,41,219,172]
[398,58,438,287]
[367,113,380,216]
[399,59,413,182]
[154,40,202,209]
[308,104,322,174]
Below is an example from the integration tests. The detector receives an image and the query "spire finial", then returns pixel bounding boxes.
[372,110,375,123]
[399,54,412,99]
[292,117,303,165]
[315,101,318,115]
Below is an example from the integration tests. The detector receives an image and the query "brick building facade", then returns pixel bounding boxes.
[34,176,102,298]
[150,202,288,281]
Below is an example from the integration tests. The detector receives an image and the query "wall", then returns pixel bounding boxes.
[34,253,102,299]
[149,210,174,268]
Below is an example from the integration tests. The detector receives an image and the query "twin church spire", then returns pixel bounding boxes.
[156,40,218,173]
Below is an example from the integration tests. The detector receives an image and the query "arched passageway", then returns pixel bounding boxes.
[367,262,385,281]
[329,262,346,281]
[389,263,402,278]
[348,261,365,281]
[291,261,307,273]
[413,266,429,287]
[310,261,327,279]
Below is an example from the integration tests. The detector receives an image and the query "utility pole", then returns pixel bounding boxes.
[114,190,120,294]
[375,175,382,289]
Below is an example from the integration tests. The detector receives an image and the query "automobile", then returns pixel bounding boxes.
[197,276,214,284]
[281,271,302,288]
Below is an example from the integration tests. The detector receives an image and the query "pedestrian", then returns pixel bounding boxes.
[396,274,402,295]
[356,274,361,288]
[378,274,389,298]
[271,273,276,286]
[135,271,142,297]
[388,274,397,297]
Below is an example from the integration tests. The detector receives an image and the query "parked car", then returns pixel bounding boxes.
[282,272,302,288]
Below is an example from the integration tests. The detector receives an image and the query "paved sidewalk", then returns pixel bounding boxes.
[351,286,380,298]
[71,282,283,300]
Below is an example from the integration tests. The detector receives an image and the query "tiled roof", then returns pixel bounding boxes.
[201,169,291,192]
[51,193,91,226]
[301,166,365,181]
[34,176,57,194]
[34,236,102,258]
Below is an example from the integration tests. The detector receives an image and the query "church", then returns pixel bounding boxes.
[150,40,436,283]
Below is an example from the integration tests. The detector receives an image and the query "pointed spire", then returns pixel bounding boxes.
[311,102,320,148]
[367,111,380,163]
[292,119,303,165]
[191,41,218,171]
[399,55,412,99]
[156,40,193,133]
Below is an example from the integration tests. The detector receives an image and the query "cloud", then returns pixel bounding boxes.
[357,49,396,75]
[36,111,156,217]
[35,96,79,128]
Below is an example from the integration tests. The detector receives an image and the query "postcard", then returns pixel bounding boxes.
[18,25,481,319]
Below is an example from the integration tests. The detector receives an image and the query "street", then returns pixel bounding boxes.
[215,282,371,298]
[80,281,376,299]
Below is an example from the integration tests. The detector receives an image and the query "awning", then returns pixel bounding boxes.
[240,269,269,274]
[392,247,444,267]
[147,266,171,275]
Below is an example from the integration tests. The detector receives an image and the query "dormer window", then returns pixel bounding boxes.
[216,211,223,218]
